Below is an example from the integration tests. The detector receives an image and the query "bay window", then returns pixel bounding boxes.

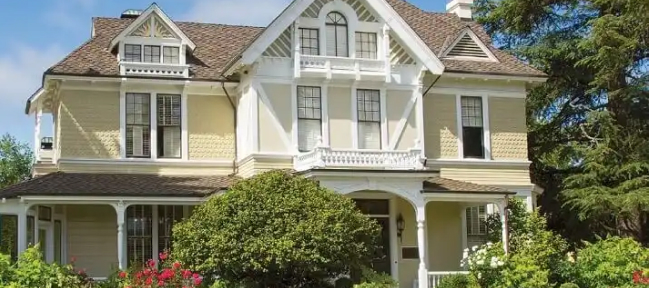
[461,96,485,158]
[126,205,188,265]
[297,86,322,152]
[357,89,381,149]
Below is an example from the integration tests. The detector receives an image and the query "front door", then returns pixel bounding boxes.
[353,199,392,276]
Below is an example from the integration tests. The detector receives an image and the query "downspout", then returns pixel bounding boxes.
[222,82,238,175]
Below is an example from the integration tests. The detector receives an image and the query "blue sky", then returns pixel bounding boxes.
[0,0,445,148]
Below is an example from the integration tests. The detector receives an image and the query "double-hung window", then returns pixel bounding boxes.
[126,93,151,158]
[144,45,161,63]
[325,12,348,57]
[122,44,180,64]
[124,44,142,62]
[461,96,485,158]
[163,47,180,64]
[157,94,182,158]
[355,32,377,59]
[466,206,487,247]
[126,205,187,265]
[357,89,381,149]
[300,28,319,56]
[297,86,322,152]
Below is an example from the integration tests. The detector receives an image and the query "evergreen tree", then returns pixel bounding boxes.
[474,0,649,244]
[0,134,33,189]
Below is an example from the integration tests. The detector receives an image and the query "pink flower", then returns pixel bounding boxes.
[159,252,168,260]
[193,273,200,279]
[158,280,165,286]
[118,271,127,279]
[147,259,156,268]
[182,269,192,279]
[194,277,203,286]
[173,261,182,270]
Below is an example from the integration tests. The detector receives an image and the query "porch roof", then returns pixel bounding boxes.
[0,172,239,198]
[423,177,514,194]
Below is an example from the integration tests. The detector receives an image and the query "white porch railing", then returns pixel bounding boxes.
[299,55,386,73]
[120,62,189,77]
[293,138,424,171]
[412,271,470,288]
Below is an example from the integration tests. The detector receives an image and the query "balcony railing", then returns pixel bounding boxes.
[293,138,424,171]
[299,55,386,75]
[120,62,189,78]
[412,271,470,288]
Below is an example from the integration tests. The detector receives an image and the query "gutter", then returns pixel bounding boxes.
[222,82,238,176]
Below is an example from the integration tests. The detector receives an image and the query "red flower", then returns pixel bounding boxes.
[135,271,143,279]
[147,259,156,268]
[143,268,151,276]
[193,273,200,279]
[145,277,153,285]
[173,261,182,270]
[194,277,203,286]
[118,271,127,279]
[159,268,174,281]
[634,271,642,283]
[159,252,168,260]
[158,280,165,286]
[182,269,192,279]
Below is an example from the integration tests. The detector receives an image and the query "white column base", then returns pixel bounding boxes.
[418,265,428,288]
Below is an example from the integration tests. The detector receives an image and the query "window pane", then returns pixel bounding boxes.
[158,206,184,254]
[463,127,485,158]
[54,220,62,264]
[144,45,161,63]
[300,28,319,56]
[325,12,348,57]
[0,215,18,261]
[124,44,142,62]
[353,199,389,215]
[127,205,153,266]
[163,47,180,64]
[297,86,322,152]
[356,89,381,149]
[126,93,151,158]
[26,216,34,247]
[461,96,483,127]
[355,32,378,59]
[157,94,182,158]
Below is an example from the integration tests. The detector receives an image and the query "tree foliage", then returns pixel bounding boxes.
[475,0,649,245]
[172,170,381,288]
[0,134,32,189]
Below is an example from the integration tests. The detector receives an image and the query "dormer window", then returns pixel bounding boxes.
[325,12,348,57]
[163,47,180,64]
[121,44,180,64]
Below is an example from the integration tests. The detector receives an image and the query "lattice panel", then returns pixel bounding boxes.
[262,27,292,57]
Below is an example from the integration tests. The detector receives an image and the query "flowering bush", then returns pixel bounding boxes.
[117,252,204,288]
[461,242,506,287]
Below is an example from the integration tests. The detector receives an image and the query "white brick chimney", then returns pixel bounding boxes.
[446,0,474,19]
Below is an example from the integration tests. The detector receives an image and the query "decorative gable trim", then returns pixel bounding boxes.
[441,29,497,62]
[109,3,196,51]
[235,0,444,75]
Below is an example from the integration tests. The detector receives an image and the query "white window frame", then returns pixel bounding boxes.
[297,86,323,152]
[118,39,184,65]
[456,94,491,160]
[464,205,488,248]
[120,91,188,161]
[126,205,189,265]
[353,88,387,150]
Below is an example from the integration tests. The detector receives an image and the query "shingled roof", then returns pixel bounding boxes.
[0,172,239,198]
[423,177,514,194]
[46,0,544,80]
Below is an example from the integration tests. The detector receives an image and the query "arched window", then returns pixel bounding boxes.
[325,12,348,57]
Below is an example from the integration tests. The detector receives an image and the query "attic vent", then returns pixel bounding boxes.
[446,34,489,58]
[121,9,143,19]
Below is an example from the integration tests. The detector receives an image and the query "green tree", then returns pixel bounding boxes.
[474,0,649,245]
[0,134,33,189]
[172,170,381,288]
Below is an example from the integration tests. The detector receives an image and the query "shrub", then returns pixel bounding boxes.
[117,251,204,288]
[437,273,478,288]
[173,170,381,287]
[352,267,397,288]
[2,245,84,287]
[462,242,506,287]
[568,237,649,288]
[559,283,579,288]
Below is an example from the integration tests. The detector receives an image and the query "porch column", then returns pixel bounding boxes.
[496,198,509,254]
[416,204,428,288]
[115,202,127,270]
[17,204,27,253]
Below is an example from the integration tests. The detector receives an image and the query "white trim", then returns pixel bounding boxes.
[254,82,297,154]
[389,197,399,281]
[20,196,205,205]
[389,90,417,150]
[181,87,189,160]
[119,92,126,158]
[434,87,526,98]
[351,84,359,149]
[426,159,531,168]
[236,0,445,75]
[291,82,299,150]
[455,94,464,159]
[380,88,388,149]
[440,28,498,62]
[150,93,158,161]
[251,85,260,152]
[321,84,330,146]
[109,4,196,50]
[47,74,239,88]
[237,152,295,164]
[443,72,547,83]
[415,86,425,156]
[257,76,420,90]
[318,0,359,58]
[460,204,468,251]
[481,95,491,160]
[152,205,159,263]
[422,193,508,203]
[58,158,233,166]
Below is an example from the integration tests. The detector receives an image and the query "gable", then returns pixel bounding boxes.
[442,29,496,61]
[390,35,415,65]
[262,27,292,57]
[129,14,177,38]
[302,0,377,22]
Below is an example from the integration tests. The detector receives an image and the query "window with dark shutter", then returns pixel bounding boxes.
[461,96,485,158]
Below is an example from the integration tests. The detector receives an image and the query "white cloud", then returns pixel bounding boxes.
[0,43,65,104]
[181,0,292,26]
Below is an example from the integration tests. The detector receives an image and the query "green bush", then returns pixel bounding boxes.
[0,245,84,287]
[437,273,478,288]
[173,170,382,287]
[352,267,397,288]
[568,237,649,288]
[559,283,579,288]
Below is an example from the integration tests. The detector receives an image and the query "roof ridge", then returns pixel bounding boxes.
[93,16,266,29]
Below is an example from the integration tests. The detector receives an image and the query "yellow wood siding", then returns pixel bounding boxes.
[328,87,353,149]
[236,157,293,178]
[424,94,458,159]
[66,205,117,278]
[441,167,531,186]
[59,91,120,159]
[188,95,235,160]
[489,97,528,160]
